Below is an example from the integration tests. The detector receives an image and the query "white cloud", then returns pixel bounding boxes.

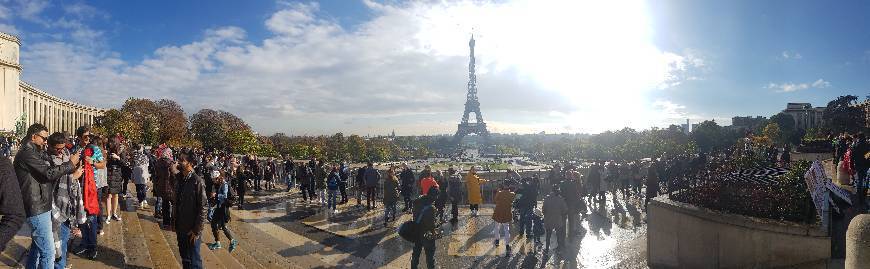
[0,23,17,35]
[781,50,803,60]
[766,78,830,93]
[16,0,50,25]
[17,0,706,135]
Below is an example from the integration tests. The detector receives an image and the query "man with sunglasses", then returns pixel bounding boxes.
[14,123,82,269]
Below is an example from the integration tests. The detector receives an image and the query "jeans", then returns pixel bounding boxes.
[286,174,294,191]
[493,222,510,244]
[136,184,147,203]
[162,200,174,227]
[301,185,310,201]
[237,190,245,210]
[155,197,164,216]
[567,212,578,236]
[545,226,565,251]
[519,208,533,236]
[384,203,397,223]
[318,189,327,205]
[366,186,377,208]
[328,190,337,210]
[56,221,71,269]
[410,238,435,269]
[450,198,459,221]
[79,215,98,250]
[339,182,348,203]
[97,188,105,231]
[177,233,202,269]
[26,211,55,269]
[403,194,413,212]
[210,211,235,242]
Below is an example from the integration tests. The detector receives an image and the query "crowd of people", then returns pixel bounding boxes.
[1,120,868,269]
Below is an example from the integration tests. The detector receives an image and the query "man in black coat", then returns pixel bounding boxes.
[174,151,208,269]
[399,164,415,212]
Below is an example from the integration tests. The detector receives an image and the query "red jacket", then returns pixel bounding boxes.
[420,176,439,196]
[82,148,100,215]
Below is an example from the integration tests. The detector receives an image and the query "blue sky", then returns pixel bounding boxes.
[0,0,867,135]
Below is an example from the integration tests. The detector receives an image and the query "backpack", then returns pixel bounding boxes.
[398,205,432,243]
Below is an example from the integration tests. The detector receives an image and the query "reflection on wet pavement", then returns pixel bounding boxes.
[238,189,649,268]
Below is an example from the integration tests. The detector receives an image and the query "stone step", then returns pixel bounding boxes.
[136,207,182,269]
[121,195,155,268]
[66,204,128,268]
[0,228,31,267]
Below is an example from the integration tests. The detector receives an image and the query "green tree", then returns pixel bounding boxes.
[823,95,866,135]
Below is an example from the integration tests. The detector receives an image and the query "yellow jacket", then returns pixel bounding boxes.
[465,173,485,204]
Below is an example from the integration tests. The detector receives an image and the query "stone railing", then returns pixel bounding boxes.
[648,196,830,268]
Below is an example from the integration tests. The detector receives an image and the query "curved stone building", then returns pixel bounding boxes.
[1,32,103,135]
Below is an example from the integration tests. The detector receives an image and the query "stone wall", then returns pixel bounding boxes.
[647,196,830,268]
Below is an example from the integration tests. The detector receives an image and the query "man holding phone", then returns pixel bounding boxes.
[14,123,81,269]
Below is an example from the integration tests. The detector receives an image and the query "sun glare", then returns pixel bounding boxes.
[414,0,685,133]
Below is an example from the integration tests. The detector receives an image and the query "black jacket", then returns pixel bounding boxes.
[13,141,73,217]
[0,158,24,251]
[175,171,208,234]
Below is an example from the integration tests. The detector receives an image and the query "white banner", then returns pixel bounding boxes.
[804,160,830,230]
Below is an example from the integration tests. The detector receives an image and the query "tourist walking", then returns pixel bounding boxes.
[446,168,463,222]
[175,151,208,269]
[465,166,485,216]
[419,169,437,196]
[0,155,24,252]
[48,132,85,269]
[364,162,381,210]
[14,123,81,269]
[316,160,327,206]
[105,139,127,223]
[298,164,313,203]
[516,178,537,239]
[73,126,101,260]
[399,164,415,212]
[410,187,439,269]
[327,166,340,213]
[207,169,238,252]
[235,164,249,210]
[492,183,516,255]
[587,161,602,202]
[339,162,349,204]
[284,158,295,191]
[383,166,400,227]
[559,170,582,237]
[132,145,151,208]
[157,147,177,229]
[355,166,366,206]
[542,187,567,254]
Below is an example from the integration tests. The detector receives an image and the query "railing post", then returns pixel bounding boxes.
[846,214,870,268]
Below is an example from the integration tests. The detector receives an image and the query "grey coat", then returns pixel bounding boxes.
[542,193,567,230]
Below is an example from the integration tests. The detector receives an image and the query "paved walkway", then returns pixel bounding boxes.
[1,184,650,268]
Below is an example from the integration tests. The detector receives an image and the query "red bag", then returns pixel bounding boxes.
[82,148,100,215]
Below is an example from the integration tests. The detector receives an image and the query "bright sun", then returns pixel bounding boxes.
[413,0,689,133]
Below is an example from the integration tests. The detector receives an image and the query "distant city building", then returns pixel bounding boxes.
[781,103,825,130]
[731,116,767,128]
[1,32,104,134]
[679,119,696,135]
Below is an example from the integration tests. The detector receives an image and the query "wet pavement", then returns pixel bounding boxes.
[239,189,650,268]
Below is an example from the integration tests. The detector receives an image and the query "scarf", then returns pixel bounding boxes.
[82,147,100,215]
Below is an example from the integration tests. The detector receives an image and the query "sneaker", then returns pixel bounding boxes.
[86,249,98,260]
[112,215,122,221]
[207,242,222,250]
[99,230,104,236]
[105,218,111,224]
[505,245,511,256]
[494,239,499,246]
[228,240,238,253]
[333,210,338,214]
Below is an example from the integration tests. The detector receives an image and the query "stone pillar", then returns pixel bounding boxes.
[847,214,870,268]
[0,32,21,133]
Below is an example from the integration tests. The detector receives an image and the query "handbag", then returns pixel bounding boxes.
[398,205,432,243]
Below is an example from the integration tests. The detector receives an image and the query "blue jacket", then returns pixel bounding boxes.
[327,172,339,190]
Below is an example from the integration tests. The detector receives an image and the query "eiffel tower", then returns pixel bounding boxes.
[454,35,490,143]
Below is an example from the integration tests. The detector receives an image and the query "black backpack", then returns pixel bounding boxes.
[398,205,432,243]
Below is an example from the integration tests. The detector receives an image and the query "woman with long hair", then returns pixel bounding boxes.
[105,138,127,223]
